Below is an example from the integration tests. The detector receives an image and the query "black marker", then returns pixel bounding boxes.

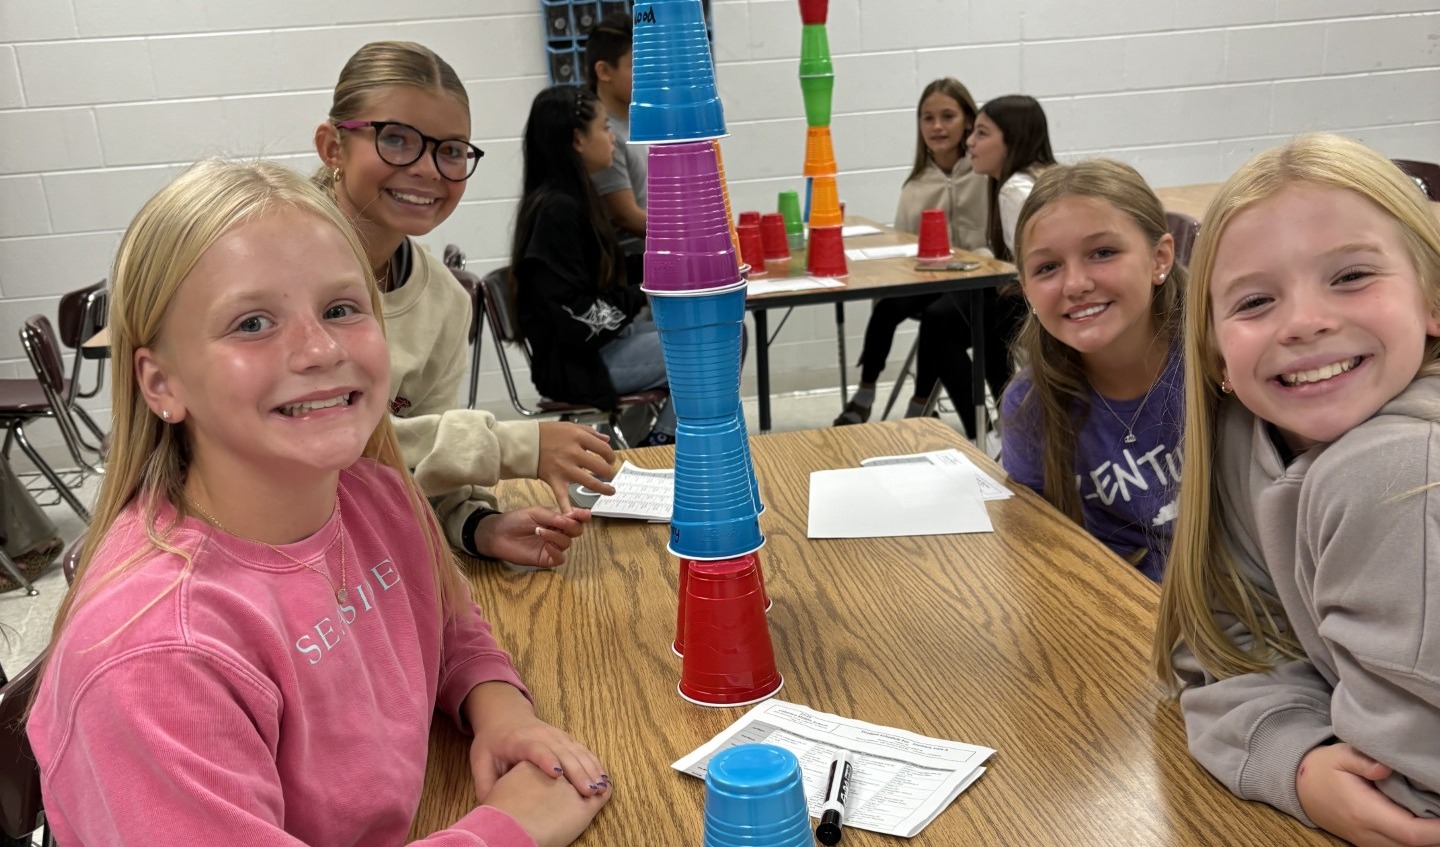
[815,750,852,846]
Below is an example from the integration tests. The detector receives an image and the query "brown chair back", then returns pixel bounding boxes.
[57,281,107,350]
[1392,159,1440,201]
[0,652,47,841]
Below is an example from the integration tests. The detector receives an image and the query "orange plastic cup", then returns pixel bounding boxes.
[809,176,844,228]
[802,126,837,178]
[713,140,743,266]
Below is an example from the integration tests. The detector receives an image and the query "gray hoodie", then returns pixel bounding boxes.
[1174,375,1440,824]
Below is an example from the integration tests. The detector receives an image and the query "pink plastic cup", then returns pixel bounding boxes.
[643,141,744,294]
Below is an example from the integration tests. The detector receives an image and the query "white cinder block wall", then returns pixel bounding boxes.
[2,0,1438,443]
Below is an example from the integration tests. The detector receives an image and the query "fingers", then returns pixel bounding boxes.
[471,751,500,803]
[531,508,587,541]
[548,479,573,511]
[518,736,609,798]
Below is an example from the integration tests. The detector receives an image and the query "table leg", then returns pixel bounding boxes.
[970,289,988,448]
[834,302,848,408]
[754,308,772,432]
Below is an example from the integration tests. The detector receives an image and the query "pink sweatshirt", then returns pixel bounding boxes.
[29,460,538,846]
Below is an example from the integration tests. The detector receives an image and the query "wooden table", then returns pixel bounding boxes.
[746,218,1016,438]
[412,419,1337,846]
[81,326,110,360]
[1157,183,1440,226]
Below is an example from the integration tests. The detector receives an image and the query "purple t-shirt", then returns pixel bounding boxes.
[1000,345,1184,581]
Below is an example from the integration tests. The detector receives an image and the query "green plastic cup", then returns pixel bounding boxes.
[776,191,803,237]
[799,24,833,76]
[800,74,834,127]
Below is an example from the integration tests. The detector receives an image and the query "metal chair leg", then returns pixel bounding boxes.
[0,548,37,596]
[11,425,90,523]
[881,337,920,421]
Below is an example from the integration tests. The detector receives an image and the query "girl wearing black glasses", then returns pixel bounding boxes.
[313,41,617,568]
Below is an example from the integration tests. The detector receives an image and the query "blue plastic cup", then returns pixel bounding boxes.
[734,411,764,516]
[630,0,728,142]
[670,413,764,560]
[702,745,814,847]
[648,284,746,420]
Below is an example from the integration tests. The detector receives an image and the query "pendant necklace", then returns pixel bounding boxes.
[187,498,348,603]
[1094,379,1160,445]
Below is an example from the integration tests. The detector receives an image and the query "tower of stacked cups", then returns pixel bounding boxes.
[629,0,783,707]
[799,0,847,277]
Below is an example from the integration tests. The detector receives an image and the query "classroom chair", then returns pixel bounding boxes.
[1392,159,1440,201]
[473,268,667,449]
[441,245,487,409]
[55,281,109,447]
[0,651,55,847]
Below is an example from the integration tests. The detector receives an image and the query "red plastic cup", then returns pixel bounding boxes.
[737,223,767,277]
[738,210,762,228]
[759,213,790,261]
[674,552,772,657]
[917,208,952,259]
[806,225,848,278]
[799,0,828,24]
[678,554,783,706]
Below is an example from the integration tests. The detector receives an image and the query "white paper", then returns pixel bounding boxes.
[807,463,993,538]
[587,461,672,521]
[673,699,994,839]
[860,449,1013,500]
[840,224,884,237]
[747,276,846,296]
[844,243,919,261]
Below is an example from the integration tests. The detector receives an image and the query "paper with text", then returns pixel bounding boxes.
[860,449,1013,500]
[673,699,994,838]
[587,461,672,521]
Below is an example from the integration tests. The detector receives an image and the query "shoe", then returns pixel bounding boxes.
[832,401,871,427]
[638,431,675,448]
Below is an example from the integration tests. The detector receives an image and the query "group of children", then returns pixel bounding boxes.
[18,21,1440,847]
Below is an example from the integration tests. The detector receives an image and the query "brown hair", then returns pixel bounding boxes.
[905,78,979,185]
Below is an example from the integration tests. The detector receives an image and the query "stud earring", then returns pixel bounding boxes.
[1159,271,1167,283]
[1220,379,1233,394]
[332,167,342,184]
[161,410,172,421]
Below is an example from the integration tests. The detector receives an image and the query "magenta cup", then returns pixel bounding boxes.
[630,0,727,142]
[648,284,746,420]
[670,413,765,560]
[643,142,743,294]
[679,557,783,707]
[701,745,813,847]
[674,551,770,657]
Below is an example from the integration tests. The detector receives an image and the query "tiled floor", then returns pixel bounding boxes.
[0,384,983,680]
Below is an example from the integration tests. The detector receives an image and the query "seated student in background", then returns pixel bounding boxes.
[509,85,676,447]
[920,94,1056,438]
[1001,160,1183,582]
[314,41,613,565]
[584,13,646,282]
[834,78,989,426]
[1156,134,1440,847]
[29,159,610,847]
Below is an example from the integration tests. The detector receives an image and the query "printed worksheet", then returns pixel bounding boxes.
[840,224,884,237]
[861,448,1013,500]
[586,461,672,521]
[844,243,919,261]
[674,700,993,838]
[747,276,846,296]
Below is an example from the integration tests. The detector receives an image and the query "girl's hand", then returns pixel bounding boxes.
[1298,743,1440,847]
[466,683,610,802]
[537,422,617,508]
[472,507,591,568]
[482,762,610,847]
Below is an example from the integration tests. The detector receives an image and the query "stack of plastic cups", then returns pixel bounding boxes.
[702,745,813,846]
[797,0,846,279]
[713,140,744,274]
[631,0,778,709]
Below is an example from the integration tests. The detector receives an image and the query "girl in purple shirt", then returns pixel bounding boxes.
[1000,159,1185,581]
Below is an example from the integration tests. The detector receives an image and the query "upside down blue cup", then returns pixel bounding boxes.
[630,0,727,142]
[671,414,764,560]
[702,745,814,847]
[648,283,746,420]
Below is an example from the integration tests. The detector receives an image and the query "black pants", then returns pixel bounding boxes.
[918,290,1026,438]
[856,293,943,388]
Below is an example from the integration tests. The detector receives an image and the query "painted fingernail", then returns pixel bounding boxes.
[588,783,598,790]
[600,773,610,780]
[554,766,564,773]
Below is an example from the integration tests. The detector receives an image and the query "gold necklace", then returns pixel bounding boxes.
[186,497,348,603]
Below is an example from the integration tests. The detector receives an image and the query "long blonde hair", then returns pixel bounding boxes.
[1154,134,1440,683]
[1008,159,1186,525]
[48,159,470,659]
[314,40,470,192]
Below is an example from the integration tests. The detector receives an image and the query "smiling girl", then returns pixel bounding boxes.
[28,160,610,846]
[1156,134,1440,845]
[314,42,613,564]
[1000,159,1183,581]
[835,78,989,426]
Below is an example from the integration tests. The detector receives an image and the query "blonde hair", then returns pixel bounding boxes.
[48,159,470,660]
[1155,133,1440,683]
[314,41,470,192]
[1008,159,1186,525]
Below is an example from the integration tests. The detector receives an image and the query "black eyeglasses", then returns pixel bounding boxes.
[334,120,484,182]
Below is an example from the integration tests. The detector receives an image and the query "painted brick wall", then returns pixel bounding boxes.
[1,0,1437,437]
